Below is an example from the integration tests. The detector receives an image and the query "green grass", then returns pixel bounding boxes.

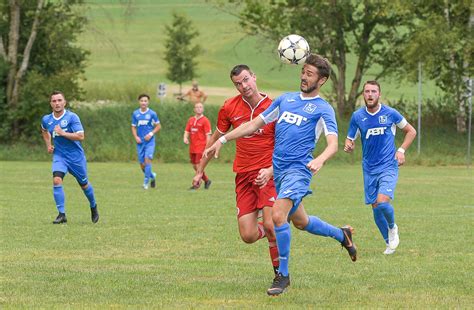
[79,0,438,104]
[1,161,473,308]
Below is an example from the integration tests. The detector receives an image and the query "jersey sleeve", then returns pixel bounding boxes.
[391,108,407,129]
[347,113,359,140]
[70,113,84,133]
[259,96,281,124]
[185,118,191,132]
[319,104,338,136]
[216,104,231,134]
[41,115,48,130]
[131,112,137,127]
[152,111,160,125]
[204,117,212,134]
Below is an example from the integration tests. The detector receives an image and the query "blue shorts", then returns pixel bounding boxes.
[275,169,312,216]
[136,140,155,163]
[363,168,398,204]
[52,154,88,186]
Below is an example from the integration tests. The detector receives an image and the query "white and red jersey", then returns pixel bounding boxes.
[217,93,275,173]
[185,115,211,153]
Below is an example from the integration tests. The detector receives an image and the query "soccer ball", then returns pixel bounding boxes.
[278,34,310,65]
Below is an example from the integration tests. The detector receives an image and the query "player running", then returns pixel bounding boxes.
[204,55,357,296]
[131,94,161,189]
[41,91,99,224]
[184,102,212,190]
[193,64,280,279]
[344,80,416,255]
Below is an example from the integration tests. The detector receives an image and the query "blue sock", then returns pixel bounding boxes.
[373,207,389,244]
[53,185,65,214]
[274,223,291,276]
[377,202,395,229]
[304,216,344,242]
[144,163,152,184]
[82,184,96,208]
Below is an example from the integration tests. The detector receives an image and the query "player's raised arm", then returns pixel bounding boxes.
[204,116,265,159]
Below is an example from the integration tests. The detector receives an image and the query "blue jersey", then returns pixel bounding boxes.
[131,108,160,141]
[347,104,407,174]
[260,92,338,177]
[41,110,85,161]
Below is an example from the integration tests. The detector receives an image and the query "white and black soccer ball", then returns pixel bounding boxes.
[277,34,310,65]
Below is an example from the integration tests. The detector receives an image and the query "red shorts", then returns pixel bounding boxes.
[235,169,276,218]
[189,153,202,165]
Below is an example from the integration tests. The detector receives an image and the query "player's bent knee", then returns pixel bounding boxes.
[240,233,258,244]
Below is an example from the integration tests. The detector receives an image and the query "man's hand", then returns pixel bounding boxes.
[203,141,222,159]
[183,137,189,144]
[192,171,203,188]
[47,145,54,154]
[54,125,65,136]
[395,151,406,166]
[344,139,355,153]
[254,167,272,188]
[307,158,324,174]
[144,133,153,142]
[135,136,142,144]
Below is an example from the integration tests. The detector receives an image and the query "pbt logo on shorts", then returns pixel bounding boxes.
[366,127,386,139]
[277,111,307,126]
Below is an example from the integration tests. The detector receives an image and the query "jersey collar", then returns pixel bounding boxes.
[139,108,149,114]
[52,110,66,120]
[299,93,320,101]
[242,93,268,111]
[365,104,382,116]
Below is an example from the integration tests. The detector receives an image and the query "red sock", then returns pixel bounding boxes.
[202,172,209,182]
[257,222,266,240]
[268,237,280,271]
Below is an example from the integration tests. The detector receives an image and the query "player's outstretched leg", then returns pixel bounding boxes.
[52,184,67,224]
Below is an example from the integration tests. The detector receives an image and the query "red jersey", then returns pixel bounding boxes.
[185,115,211,153]
[217,93,275,173]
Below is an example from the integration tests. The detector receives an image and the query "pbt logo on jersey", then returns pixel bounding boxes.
[366,127,386,139]
[137,120,149,126]
[277,111,308,126]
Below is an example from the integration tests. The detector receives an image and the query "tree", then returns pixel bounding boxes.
[398,0,473,133]
[0,0,88,141]
[164,12,201,95]
[223,0,409,117]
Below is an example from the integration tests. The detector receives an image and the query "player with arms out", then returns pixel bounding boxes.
[193,64,281,279]
[204,55,357,296]
[131,94,161,189]
[183,102,212,190]
[41,91,99,224]
[344,80,416,255]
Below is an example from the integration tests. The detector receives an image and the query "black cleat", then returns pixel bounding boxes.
[204,179,212,189]
[267,273,290,296]
[91,205,99,223]
[341,225,357,262]
[150,173,156,188]
[53,213,67,224]
[188,185,198,190]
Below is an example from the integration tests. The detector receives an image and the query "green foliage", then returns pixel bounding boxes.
[0,0,88,142]
[1,162,473,307]
[164,12,202,92]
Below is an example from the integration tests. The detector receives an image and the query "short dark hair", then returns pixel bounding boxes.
[230,64,253,78]
[50,90,65,100]
[363,80,381,92]
[138,93,150,100]
[305,54,331,79]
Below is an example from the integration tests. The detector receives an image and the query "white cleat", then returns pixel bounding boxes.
[383,246,396,255]
[388,224,399,250]
[143,183,149,190]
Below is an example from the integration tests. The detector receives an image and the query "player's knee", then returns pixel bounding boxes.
[272,211,287,227]
[240,232,257,244]
[53,177,63,186]
[292,221,306,230]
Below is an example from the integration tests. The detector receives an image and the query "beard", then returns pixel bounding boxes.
[300,80,318,93]
[364,97,379,109]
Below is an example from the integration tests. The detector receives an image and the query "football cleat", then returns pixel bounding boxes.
[388,224,399,250]
[150,172,157,188]
[53,213,67,224]
[341,225,357,262]
[267,273,290,296]
[91,205,99,223]
[204,179,212,189]
[383,246,396,255]
[143,183,149,190]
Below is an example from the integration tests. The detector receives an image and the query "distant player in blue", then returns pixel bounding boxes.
[204,54,357,296]
[41,91,99,224]
[131,94,161,189]
[344,81,416,255]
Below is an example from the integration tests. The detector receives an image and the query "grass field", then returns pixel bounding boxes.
[1,161,473,308]
[79,0,437,104]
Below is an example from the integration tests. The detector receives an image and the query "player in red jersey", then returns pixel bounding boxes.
[193,64,280,277]
[184,102,212,190]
